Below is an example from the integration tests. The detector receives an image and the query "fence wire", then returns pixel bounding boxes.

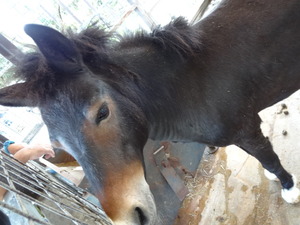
[0,151,112,225]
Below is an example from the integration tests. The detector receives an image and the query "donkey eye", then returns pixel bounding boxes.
[96,103,109,124]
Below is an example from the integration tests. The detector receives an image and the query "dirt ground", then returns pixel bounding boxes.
[175,90,300,225]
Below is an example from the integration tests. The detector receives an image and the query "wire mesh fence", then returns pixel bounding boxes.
[0,151,112,225]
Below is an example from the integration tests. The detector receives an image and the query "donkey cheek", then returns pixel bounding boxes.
[83,119,120,149]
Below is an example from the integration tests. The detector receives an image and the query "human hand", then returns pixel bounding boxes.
[13,144,55,163]
[26,144,55,160]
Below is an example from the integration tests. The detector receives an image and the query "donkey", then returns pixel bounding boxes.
[0,0,300,224]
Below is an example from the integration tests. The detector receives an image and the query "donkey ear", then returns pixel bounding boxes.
[24,24,82,74]
[0,83,38,107]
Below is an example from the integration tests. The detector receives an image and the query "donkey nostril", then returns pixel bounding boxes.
[135,207,148,225]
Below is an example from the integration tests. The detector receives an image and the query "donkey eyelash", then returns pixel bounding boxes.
[96,103,109,124]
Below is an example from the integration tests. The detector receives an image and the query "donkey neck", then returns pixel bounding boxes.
[110,45,206,142]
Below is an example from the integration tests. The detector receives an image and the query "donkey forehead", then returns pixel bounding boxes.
[40,79,112,127]
[53,76,110,105]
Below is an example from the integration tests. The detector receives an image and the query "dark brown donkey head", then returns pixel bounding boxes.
[0,24,158,225]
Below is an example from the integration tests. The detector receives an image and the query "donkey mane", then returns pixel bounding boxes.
[119,17,202,58]
[14,17,201,89]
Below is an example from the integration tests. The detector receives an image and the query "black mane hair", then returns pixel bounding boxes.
[119,17,202,58]
[13,17,202,89]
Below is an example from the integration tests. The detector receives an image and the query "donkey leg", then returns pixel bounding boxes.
[235,122,299,203]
